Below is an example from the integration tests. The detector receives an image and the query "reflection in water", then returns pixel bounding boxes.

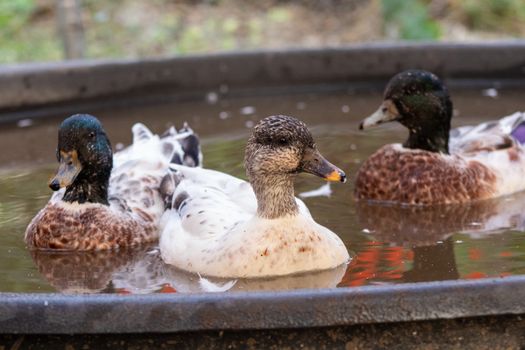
[403,238,459,283]
[356,193,525,246]
[30,246,155,293]
[159,263,347,293]
[339,191,525,287]
[31,247,347,294]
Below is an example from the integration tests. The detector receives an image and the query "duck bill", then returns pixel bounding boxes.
[359,99,400,130]
[302,148,346,183]
[49,150,82,191]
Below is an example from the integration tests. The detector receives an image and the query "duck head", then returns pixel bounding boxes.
[245,115,345,218]
[49,114,113,205]
[359,70,453,154]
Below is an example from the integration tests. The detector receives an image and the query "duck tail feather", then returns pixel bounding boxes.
[178,132,202,167]
[452,112,525,147]
[130,122,202,167]
[179,121,192,133]
[507,112,525,144]
[157,122,202,167]
[159,168,184,210]
[161,126,177,138]
[166,122,202,167]
[131,123,154,144]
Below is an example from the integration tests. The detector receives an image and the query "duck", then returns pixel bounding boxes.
[159,115,350,278]
[25,114,202,250]
[355,69,525,205]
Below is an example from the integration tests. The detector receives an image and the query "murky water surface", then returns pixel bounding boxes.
[1,88,524,293]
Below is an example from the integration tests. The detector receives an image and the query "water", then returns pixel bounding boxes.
[1,88,524,293]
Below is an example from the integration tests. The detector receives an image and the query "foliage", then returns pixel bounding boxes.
[0,0,524,63]
[454,0,525,34]
[0,0,61,63]
[381,0,441,40]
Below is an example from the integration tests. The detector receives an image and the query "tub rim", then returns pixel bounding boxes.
[1,275,524,334]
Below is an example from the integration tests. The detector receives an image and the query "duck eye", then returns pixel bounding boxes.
[278,138,288,146]
[88,132,96,139]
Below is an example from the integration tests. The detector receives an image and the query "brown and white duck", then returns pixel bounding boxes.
[160,115,350,278]
[355,69,525,205]
[25,114,201,250]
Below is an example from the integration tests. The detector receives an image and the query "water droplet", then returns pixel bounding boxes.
[240,106,256,115]
[219,111,230,120]
[341,105,350,113]
[17,119,33,128]
[219,84,229,94]
[245,120,255,128]
[206,92,219,104]
[482,88,498,98]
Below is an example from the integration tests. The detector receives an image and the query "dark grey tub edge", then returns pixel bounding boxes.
[2,41,525,113]
[1,275,524,334]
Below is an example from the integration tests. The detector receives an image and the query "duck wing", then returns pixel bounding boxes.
[108,124,176,229]
[109,123,202,227]
[159,163,313,236]
[450,112,525,198]
[113,122,202,169]
[450,112,525,154]
[160,164,257,238]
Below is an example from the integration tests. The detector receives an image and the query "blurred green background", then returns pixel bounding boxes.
[1,0,524,64]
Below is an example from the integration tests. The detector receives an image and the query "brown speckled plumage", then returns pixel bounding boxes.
[25,201,158,250]
[354,145,497,205]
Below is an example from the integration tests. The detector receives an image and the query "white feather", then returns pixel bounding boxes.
[299,183,332,198]
[197,273,237,292]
